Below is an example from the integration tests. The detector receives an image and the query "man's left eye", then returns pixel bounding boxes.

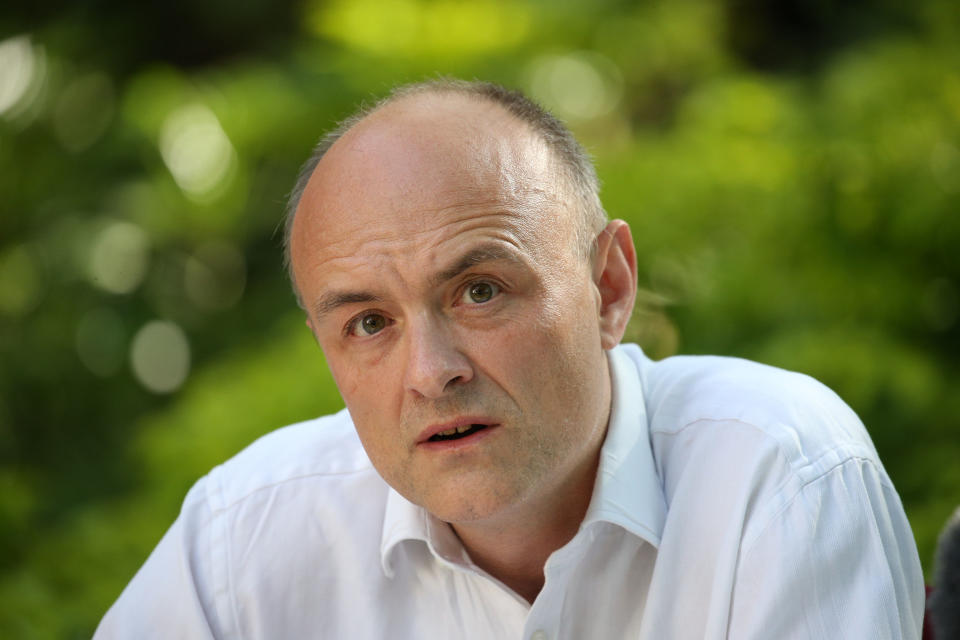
[461,281,500,304]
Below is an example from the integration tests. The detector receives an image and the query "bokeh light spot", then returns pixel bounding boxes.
[130,320,191,394]
[528,52,623,122]
[159,103,236,201]
[87,221,151,294]
[75,307,126,377]
[0,35,45,120]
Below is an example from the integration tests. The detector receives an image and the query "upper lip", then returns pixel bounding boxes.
[416,417,498,444]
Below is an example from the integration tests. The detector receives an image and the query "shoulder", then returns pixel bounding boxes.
[184,408,388,579]
[617,344,882,480]
[203,408,376,509]
[611,346,924,635]
[97,410,390,639]
[613,344,893,538]
[630,345,863,441]
[174,408,386,530]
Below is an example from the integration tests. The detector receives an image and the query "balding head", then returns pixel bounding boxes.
[282,79,638,533]
[283,79,606,306]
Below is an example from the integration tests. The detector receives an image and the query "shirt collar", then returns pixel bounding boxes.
[381,488,471,578]
[581,345,666,548]
[380,344,666,576]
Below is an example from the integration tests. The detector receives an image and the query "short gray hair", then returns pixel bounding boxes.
[282,78,607,304]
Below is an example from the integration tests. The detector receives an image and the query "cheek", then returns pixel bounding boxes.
[489,308,592,399]
[537,277,602,351]
[324,349,405,453]
[340,386,403,479]
[321,347,362,403]
[525,286,605,405]
[324,340,396,404]
[326,359,390,453]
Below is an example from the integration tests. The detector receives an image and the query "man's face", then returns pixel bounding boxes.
[290,95,612,526]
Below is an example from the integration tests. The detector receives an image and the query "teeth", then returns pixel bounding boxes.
[433,424,479,438]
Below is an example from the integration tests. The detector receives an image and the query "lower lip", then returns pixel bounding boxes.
[418,424,500,451]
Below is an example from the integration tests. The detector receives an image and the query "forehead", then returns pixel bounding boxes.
[290,94,571,271]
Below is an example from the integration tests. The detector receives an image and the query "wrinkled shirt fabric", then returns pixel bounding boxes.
[96,344,925,639]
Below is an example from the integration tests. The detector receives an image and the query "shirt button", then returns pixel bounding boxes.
[530,631,548,640]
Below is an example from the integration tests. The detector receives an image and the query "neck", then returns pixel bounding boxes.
[450,438,603,604]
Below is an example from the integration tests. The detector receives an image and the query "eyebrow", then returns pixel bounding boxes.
[312,291,383,321]
[310,243,521,322]
[429,243,521,289]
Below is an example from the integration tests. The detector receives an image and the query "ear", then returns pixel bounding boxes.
[592,219,638,350]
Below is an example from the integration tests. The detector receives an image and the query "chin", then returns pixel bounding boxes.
[424,485,525,526]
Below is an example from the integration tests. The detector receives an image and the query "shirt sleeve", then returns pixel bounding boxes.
[727,457,925,639]
[94,477,228,639]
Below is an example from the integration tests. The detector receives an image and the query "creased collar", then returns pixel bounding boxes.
[380,486,471,578]
[582,345,666,548]
[379,344,667,576]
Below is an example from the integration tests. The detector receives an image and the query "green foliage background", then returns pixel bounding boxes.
[1,0,958,636]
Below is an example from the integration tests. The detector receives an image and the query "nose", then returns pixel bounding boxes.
[403,312,474,399]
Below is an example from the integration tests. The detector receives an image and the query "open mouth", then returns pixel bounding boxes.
[428,423,488,442]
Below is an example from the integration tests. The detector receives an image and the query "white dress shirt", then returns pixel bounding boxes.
[95,344,925,639]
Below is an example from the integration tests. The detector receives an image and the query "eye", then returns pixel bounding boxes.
[347,312,389,337]
[460,281,500,304]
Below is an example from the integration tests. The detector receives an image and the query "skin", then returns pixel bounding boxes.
[290,92,638,602]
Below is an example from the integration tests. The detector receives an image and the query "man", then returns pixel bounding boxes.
[96,79,925,638]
